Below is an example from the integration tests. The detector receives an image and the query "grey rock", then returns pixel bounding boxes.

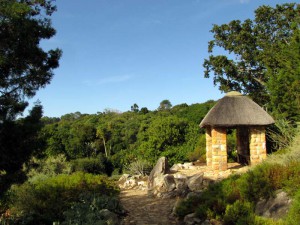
[148,157,169,190]
[202,179,214,187]
[184,213,202,225]
[255,190,292,219]
[187,173,204,191]
[201,220,211,225]
[118,174,130,182]
[173,173,187,179]
[99,209,119,225]
[183,162,194,169]
[170,164,181,172]
[164,174,176,191]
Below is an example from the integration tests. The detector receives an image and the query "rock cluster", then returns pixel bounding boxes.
[118,158,245,199]
[118,174,148,190]
[118,157,218,199]
[147,158,213,198]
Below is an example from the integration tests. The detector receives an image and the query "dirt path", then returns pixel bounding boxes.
[119,163,247,225]
[120,189,181,225]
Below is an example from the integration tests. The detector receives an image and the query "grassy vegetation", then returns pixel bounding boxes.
[175,126,300,224]
[0,157,121,225]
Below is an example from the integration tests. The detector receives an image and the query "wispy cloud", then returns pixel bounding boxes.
[83,75,133,86]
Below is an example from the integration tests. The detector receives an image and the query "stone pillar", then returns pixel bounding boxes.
[205,127,212,167]
[236,127,250,164]
[211,127,227,171]
[249,126,267,165]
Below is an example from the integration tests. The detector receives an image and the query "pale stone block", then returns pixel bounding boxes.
[213,156,220,162]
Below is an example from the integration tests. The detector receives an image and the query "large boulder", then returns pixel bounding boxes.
[255,191,292,219]
[187,173,204,191]
[163,174,176,192]
[148,157,169,191]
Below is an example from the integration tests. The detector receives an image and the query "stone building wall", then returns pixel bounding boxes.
[205,127,212,167]
[211,127,227,171]
[249,126,267,165]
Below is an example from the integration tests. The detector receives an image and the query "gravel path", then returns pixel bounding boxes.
[120,189,181,225]
[119,163,247,225]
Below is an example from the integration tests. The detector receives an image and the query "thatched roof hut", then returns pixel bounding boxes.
[199,91,274,171]
[200,91,274,128]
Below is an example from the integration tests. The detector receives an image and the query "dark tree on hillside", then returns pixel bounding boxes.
[131,103,139,112]
[203,3,299,120]
[0,0,61,192]
[0,0,62,122]
[158,99,172,111]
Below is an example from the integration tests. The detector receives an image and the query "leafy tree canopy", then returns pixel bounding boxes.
[158,99,172,110]
[204,3,299,120]
[0,0,62,121]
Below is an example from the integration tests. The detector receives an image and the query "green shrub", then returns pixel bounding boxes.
[227,131,237,163]
[286,189,300,224]
[8,172,119,224]
[187,146,206,163]
[187,134,206,162]
[24,155,72,181]
[223,200,255,225]
[124,159,152,176]
[238,164,275,202]
[62,192,123,225]
[71,155,113,176]
[175,195,202,219]
[220,175,241,204]
[267,119,297,150]
[254,216,284,225]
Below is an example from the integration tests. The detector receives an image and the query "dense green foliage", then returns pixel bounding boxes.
[39,100,216,168]
[4,172,119,224]
[0,103,43,194]
[204,3,300,121]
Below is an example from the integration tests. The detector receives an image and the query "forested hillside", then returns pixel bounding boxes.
[39,100,216,171]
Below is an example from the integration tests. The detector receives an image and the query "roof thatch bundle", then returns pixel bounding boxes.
[200,91,275,128]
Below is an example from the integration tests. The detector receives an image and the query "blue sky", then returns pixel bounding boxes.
[28,0,294,117]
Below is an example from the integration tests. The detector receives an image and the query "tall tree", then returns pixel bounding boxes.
[0,0,62,121]
[158,99,172,111]
[131,103,139,113]
[203,3,299,119]
[0,0,61,191]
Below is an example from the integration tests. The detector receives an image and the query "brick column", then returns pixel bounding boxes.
[211,127,227,171]
[205,127,212,167]
[249,126,267,165]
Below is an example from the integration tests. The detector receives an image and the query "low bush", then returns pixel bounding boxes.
[285,188,300,224]
[267,119,297,150]
[237,164,275,202]
[62,192,123,225]
[8,172,119,224]
[223,200,255,225]
[24,154,72,180]
[71,155,113,176]
[124,159,152,176]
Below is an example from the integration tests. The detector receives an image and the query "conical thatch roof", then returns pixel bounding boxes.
[200,91,275,128]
